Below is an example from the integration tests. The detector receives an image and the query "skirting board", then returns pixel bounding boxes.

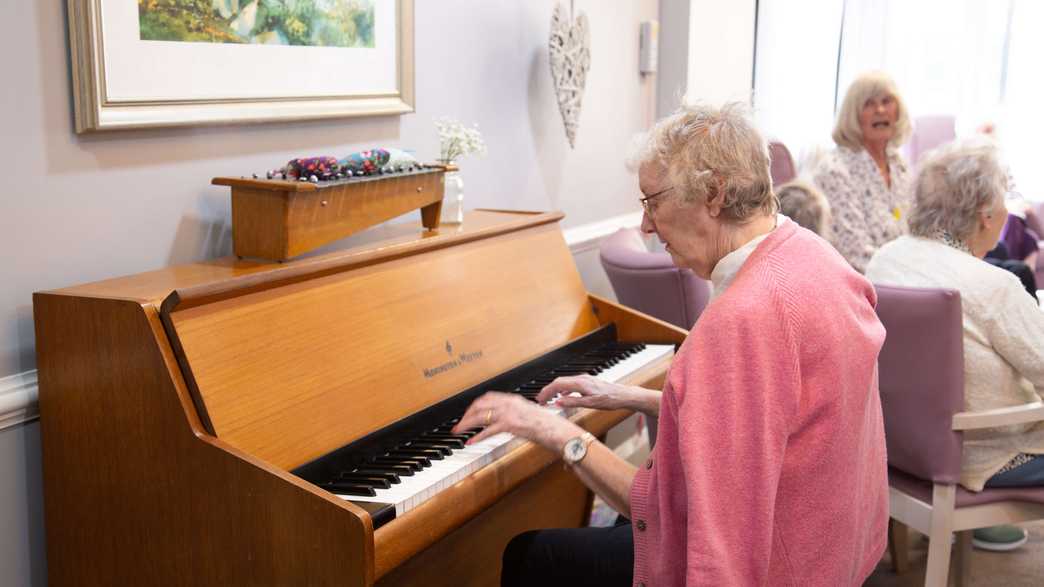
[0,210,643,431]
[0,370,38,432]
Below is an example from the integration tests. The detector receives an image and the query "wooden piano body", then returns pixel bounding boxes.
[33,210,686,586]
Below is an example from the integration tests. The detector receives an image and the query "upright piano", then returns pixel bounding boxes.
[33,210,686,586]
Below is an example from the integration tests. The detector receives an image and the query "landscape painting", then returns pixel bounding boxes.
[137,0,375,47]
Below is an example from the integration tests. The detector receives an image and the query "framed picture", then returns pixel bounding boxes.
[67,0,414,133]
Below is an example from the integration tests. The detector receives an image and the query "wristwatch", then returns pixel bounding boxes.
[562,432,596,467]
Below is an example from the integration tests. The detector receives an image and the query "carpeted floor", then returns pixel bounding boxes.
[864,521,1044,586]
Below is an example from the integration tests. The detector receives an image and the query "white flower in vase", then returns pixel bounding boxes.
[434,117,487,164]
[433,118,486,225]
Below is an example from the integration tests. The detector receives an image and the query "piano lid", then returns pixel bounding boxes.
[159,210,604,471]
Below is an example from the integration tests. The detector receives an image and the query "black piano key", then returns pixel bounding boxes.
[433,425,475,437]
[383,464,416,476]
[362,464,415,477]
[409,442,453,456]
[371,457,424,471]
[390,448,444,461]
[336,474,392,489]
[555,363,605,371]
[382,453,431,467]
[319,482,377,497]
[424,431,470,439]
[420,435,466,448]
[351,469,402,483]
[552,370,598,376]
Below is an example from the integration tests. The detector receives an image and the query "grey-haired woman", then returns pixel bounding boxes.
[867,138,1044,551]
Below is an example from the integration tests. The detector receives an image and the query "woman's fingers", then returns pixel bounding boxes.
[535,377,572,404]
[452,392,497,434]
[536,375,596,404]
[451,392,526,443]
[554,394,593,408]
[450,390,583,452]
[463,421,506,445]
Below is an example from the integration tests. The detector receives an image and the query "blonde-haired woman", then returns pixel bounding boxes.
[814,71,912,272]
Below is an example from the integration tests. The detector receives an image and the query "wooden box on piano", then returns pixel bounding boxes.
[213,166,448,262]
[33,210,687,586]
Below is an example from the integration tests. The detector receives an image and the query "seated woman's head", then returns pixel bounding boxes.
[833,72,911,151]
[777,180,831,238]
[630,102,776,278]
[907,138,1009,257]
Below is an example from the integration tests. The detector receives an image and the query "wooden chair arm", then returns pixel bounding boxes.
[952,401,1044,430]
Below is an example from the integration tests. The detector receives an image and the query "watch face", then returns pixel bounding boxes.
[567,441,582,458]
[566,438,586,462]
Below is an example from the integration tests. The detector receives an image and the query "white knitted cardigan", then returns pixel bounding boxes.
[867,235,1044,491]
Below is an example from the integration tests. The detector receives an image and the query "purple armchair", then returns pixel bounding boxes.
[768,140,796,187]
[903,115,956,166]
[599,228,711,331]
[875,284,1044,586]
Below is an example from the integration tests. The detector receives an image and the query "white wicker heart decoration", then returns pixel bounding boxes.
[549,3,591,149]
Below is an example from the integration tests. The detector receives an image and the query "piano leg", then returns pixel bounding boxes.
[376,464,591,587]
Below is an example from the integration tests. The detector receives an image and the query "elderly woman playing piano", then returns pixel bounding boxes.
[455,103,891,587]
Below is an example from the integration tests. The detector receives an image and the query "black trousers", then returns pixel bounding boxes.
[501,519,634,587]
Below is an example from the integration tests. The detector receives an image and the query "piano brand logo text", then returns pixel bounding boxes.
[423,341,484,379]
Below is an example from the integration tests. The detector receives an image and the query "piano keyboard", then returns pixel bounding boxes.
[327,341,674,518]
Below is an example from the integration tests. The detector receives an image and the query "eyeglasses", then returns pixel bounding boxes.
[639,186,675,215]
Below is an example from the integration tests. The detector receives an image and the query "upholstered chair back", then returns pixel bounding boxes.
[874,284,965,483]
[904,115,956,166]
[768,140,796,187]
[599,228,711,331]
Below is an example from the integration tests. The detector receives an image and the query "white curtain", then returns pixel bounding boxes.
[837,0,1010,137]
[752,0,845,167]
[998,0,1044,201]
[754,0,1044,201]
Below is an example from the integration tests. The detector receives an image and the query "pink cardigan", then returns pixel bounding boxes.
[630,221,889,586]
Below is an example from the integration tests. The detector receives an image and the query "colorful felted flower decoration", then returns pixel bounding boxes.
[268,148,407,182]
[285,156,340,180]
[338,149,391,176]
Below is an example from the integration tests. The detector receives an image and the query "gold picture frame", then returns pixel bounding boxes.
[67,0,415,133]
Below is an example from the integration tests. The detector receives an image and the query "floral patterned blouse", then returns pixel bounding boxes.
[813,146,911,273]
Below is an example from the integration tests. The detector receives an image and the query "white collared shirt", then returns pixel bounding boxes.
[709,215,789,300]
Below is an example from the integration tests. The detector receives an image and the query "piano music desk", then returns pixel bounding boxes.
[34,210,686,586]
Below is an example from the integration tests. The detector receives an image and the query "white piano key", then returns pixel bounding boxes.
[336,344,675,515]
[594,344,674,383]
